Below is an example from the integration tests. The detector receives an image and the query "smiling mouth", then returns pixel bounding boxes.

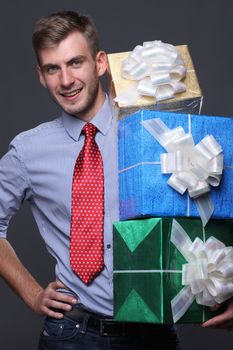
[61,87,83,97]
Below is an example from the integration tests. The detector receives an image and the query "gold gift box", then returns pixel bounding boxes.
[107,45,203,119]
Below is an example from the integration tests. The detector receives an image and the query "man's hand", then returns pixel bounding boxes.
[202,297,233,331]
[33,280,77,319]
[0,239,78,319]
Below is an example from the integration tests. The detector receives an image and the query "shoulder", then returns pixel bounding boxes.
[15,117,63,141]
[11,117,64,148]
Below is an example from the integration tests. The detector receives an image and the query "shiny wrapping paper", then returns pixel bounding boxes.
[107,45,203,118]
[118,110,233,221]
[113,217,232,323]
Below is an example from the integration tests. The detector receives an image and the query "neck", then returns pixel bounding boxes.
[83,89,106,122]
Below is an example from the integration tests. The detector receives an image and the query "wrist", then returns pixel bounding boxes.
[26,285,44,314]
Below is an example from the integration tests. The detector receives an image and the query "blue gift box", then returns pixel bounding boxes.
[118,110,233,220]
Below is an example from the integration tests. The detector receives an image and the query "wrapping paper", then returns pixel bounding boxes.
[118,110,233,221]
[107,45,202,118]
[113,217,233,323]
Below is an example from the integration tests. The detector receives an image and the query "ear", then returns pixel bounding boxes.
[36,64,47,88]
[95,51,108,77]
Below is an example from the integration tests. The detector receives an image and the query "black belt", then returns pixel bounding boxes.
[63,306,130,336]
[63,306,171,337]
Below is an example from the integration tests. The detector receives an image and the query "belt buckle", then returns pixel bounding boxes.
[100,319,125,337]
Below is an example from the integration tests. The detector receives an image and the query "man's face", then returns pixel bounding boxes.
[37,31,107,121]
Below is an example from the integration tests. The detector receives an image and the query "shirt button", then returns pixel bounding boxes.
[106,244,111,250]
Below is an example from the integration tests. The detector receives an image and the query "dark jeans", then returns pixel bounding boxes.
[38,316,180,350]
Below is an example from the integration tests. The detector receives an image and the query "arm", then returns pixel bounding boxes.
[0,238,77,319]
[0,140,77,318]
[202,298,233,331]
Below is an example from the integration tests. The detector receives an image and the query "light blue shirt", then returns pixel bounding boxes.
[0,95,119,316]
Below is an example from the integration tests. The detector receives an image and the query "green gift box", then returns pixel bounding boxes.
[113,218,233,323]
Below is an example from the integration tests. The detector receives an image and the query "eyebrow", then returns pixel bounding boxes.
[67,55,86,64]
[41,55,87,71]
[66,55,87,68]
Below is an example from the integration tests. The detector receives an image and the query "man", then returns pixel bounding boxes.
[0,10,232,350]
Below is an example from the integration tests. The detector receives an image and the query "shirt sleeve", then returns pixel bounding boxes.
[0,138,30,238]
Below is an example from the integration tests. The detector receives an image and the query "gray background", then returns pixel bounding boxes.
[0,0,233,349]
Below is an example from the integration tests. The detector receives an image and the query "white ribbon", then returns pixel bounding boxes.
[141,118,223,226]
[171,219,233,323]
[114,40,186,105]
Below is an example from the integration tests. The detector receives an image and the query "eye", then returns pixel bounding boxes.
[45,65,59,74]
[71,59,83,68]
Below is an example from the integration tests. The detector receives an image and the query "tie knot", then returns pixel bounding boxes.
[83,123,97,140]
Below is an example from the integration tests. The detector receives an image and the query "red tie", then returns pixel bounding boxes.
[70,123,104,285]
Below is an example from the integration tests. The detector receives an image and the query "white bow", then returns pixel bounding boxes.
[114,40,186,105]
[171,219,233,323]
[141,118,223,226]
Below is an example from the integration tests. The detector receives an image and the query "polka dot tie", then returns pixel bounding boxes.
[70,123,104,285]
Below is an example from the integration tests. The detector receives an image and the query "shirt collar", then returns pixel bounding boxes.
[61,94,114,141]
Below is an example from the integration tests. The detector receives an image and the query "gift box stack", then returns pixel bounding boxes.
[107,41,233,324]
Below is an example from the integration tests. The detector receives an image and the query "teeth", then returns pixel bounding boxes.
[62,88,82,97]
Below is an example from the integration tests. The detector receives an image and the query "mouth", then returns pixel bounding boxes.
[60,87,83,99]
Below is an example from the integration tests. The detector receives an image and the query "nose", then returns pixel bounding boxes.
[60,68,75,88]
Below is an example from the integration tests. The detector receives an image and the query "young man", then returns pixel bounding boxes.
[0,10,232,350]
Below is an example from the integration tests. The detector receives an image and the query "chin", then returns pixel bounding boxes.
[63,105,84,118]
[58,100,80,115]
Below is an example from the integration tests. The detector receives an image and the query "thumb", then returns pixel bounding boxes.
[210,303,221,312]
[55,279,69,290]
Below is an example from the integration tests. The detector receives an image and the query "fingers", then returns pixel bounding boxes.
[201,297,233,330]
[202,318,233,331]
[39,304,65,319]
[33,280,78,319]
[202,309,233,330]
